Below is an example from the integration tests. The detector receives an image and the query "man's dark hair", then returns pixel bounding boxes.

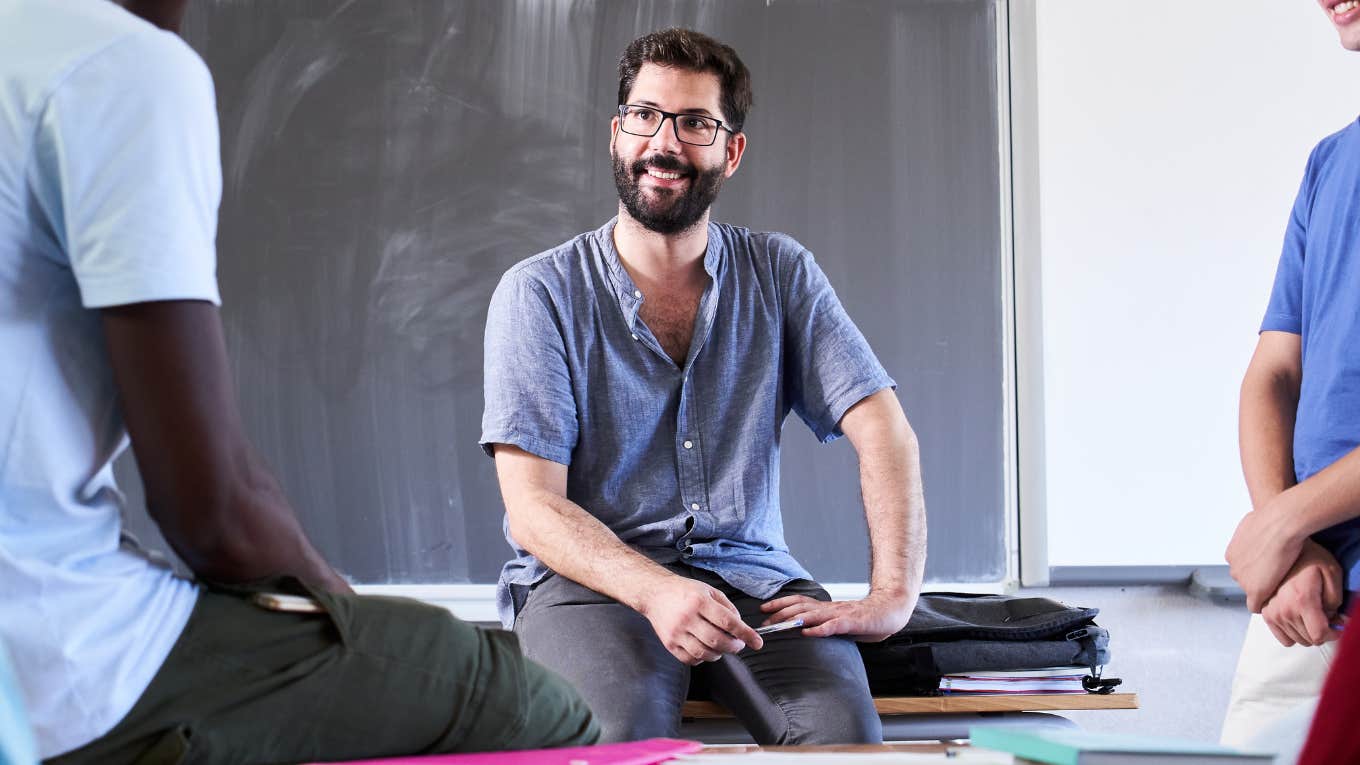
[617,28,753,134]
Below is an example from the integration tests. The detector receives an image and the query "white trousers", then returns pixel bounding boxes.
[1220,613,1337,749]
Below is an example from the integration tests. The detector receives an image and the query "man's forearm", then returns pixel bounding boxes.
[861,424,927,599]
[840,390,927,602]
[145,447,350,593]
[101,301,349,594]
[1239,362,1300,511]
[1239,344,1360,544]
[1272,445,1360,542]
[506,489,676,613]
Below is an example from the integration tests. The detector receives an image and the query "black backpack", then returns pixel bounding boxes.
[857,592,1115,696]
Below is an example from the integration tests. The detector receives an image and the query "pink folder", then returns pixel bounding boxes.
[308,738,703,765]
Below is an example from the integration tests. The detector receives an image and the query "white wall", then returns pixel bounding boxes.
[1034,2,1360,567]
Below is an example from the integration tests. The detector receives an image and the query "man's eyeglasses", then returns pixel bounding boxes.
[617,104,736,147]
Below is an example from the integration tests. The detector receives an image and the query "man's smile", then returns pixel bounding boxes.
[645,168,685,182]
[635,158,694,190]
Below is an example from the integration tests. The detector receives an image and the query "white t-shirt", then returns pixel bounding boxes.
[0,0,221,756]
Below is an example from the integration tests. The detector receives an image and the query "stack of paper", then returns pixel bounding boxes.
[939,667,1089,695]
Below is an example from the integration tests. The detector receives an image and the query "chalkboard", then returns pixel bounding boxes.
[120,0,1008,587]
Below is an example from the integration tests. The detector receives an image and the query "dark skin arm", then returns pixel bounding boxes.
[121,0,187,33]
[105,3,344,591]
[102,300,351,594]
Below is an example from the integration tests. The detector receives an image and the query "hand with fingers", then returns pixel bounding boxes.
[639,576,764,665]
[1262,539,1345,648]
[1226,503,1305,613]
[760,589,916,643]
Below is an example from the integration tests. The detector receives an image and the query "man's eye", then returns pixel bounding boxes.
[631,109,658,122]
[681,117,711,131]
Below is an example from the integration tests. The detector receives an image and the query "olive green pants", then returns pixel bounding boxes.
[47,582,597,765]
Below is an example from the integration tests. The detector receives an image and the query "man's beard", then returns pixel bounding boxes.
[612,152,726,235]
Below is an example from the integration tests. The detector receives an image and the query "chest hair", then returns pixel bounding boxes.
[639,287,703,367]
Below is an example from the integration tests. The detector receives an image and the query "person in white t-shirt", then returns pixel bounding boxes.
[0,1,596,762]
[0,642,36,765]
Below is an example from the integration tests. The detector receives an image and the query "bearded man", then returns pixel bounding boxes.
[480,28,927,745]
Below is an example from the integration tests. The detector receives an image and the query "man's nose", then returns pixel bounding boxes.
[647,115,683,153]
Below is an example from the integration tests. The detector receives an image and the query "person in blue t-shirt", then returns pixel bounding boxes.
[1220,0,1360,748]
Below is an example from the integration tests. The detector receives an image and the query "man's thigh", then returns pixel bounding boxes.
[693,574,881,746]
[515,573,690,742]
[50,585,596,765]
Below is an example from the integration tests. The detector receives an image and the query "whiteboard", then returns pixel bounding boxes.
[1032,1,1360,567]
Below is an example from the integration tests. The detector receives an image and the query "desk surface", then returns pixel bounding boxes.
[681,692,1138,718]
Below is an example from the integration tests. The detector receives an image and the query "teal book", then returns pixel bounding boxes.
[969,726,1273,765]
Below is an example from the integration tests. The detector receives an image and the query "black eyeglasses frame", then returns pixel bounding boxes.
[616,104,737,147]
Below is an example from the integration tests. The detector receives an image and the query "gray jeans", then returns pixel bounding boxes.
[514,564,881,745]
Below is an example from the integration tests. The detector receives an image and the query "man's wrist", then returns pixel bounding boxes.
[1264,487,1311,544]
[625,567,678,616]
[866,585,914,607]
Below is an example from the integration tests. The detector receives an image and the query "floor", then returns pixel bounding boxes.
[1016,584,1251,742]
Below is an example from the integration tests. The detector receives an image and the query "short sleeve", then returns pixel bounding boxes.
[30,28,221,308]
[1260,149,1316,335]
[781,247,896,443]
[480,270,578,464]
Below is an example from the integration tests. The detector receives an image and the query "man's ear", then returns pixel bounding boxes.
[724,131,747,178]
[122,0,188,32]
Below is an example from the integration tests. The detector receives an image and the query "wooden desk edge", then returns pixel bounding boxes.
[681,692,1139,719]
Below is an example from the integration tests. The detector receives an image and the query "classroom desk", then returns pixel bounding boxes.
[679,693,1139,743]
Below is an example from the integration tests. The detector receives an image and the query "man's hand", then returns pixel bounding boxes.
[1226,497,1306,613]
[638,576,764,665]
[1262,539,1345,647]
[759,589,916,643]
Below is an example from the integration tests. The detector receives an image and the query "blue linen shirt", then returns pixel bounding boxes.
[481,218,895,627]
[1261,117,1360,596]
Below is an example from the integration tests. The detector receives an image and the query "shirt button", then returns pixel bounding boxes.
[690,503,700,511]
[633,290,642,298]
[683,440,693,449]
[631,333,638,340]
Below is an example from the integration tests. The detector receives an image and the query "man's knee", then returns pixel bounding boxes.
[514,594,687,743]
[589,697,683,744]
[783,698,882,745]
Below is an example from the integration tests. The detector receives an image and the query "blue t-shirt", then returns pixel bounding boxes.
[480,218,895,627]
[1261,117,1360,593]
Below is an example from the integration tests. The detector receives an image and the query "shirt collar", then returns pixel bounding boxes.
[596,217,724,327]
